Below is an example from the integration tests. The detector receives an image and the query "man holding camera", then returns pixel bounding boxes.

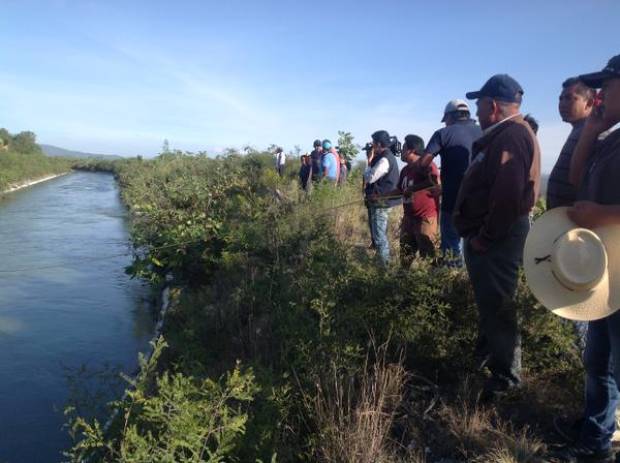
[364,130,401,265]
[454,74,540,401]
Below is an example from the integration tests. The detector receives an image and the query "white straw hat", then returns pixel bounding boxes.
[524,207,620,321]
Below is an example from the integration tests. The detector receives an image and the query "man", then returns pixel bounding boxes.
[423,99,482,265]
[320,139,340,183]
[364,130,401,265]
[453,74,541,400]
[396,134,440,267]
[299,154,312,191]
[547,77,596,210]
[310,139,323,182]
[275,147,286,177]
[546,55,620,463]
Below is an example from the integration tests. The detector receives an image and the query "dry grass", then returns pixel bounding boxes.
[312,346,408,463]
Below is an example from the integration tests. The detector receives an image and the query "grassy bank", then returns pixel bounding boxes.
[0,149,72,191]
[65,151,583,462]
[0,129,73,191]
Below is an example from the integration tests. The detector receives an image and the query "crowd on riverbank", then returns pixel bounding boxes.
[272,54,620,463]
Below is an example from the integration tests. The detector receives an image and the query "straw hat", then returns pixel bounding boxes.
[524,207,620,321]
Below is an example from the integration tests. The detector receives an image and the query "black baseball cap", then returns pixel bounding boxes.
[313,139,322,147]
[466,74,524,103]
[579,55,620,89]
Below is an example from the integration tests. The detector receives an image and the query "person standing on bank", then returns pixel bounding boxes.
[544,54,620,463]
[547,77,596,210]
[310,139,323,182]
[364,130,401,265]
[321,139,340,184]
[422,99,482,265]
[454,74,541,400]
[396,134,440,267]
[275,147,286,177]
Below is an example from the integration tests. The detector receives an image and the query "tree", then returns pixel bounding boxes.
[161,139,170,154]
[12,131,41,154]
[336,131,359,162]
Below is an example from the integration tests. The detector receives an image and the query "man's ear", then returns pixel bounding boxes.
[585,95,596,110]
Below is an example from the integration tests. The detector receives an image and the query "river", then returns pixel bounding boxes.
[0,172,155,462]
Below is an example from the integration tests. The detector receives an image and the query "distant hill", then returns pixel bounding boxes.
[40,144,123,160]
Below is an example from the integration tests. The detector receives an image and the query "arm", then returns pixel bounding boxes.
[568,201,620,228]
[569,104,616,187]
[363,157,389,184]
[420,130,443,168]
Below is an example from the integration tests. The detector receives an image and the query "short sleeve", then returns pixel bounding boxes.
[425,130,443,156]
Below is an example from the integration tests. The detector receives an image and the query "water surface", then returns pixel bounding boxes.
[0,172,155,462]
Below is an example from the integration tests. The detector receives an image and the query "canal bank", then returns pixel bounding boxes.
[1,172,71,194]
[0,171,156,462]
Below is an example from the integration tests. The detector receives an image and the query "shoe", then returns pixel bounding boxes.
[543,443,613,462]
[553,416,584,444]
[479,377,511,404]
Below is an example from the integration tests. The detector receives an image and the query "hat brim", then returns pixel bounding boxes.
[524,207,620,321]
[578,71,613,89]
[465,91,482,100]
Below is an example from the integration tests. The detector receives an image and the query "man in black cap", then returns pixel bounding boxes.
[545,54,620,463]
[310,139,323,182]
[364,130,401,265]
[453,74,541,401]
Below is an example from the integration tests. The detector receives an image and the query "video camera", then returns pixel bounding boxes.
[362,136,401,155]
[389,136,402,155]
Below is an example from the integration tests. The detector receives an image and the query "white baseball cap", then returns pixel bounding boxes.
[442,99,470,122]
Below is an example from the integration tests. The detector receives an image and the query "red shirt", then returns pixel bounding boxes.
[398,162,440,219]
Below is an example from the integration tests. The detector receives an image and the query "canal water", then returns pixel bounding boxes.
[0,172,155,462]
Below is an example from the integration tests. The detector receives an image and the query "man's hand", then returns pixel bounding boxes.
[567,201,620,229]
[584,100,616,137]
[469,236,487,254]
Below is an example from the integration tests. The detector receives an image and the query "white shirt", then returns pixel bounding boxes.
[276,152,286,166]
[363,157,389,184]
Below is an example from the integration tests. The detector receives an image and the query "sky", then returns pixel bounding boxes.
[1,0,619,172]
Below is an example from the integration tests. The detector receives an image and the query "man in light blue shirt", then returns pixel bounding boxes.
[321,139,339,182]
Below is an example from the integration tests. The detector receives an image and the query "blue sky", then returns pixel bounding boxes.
[1,0,619,171]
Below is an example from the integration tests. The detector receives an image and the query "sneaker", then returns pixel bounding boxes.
[544,443,613,462]
[553,417,585,444]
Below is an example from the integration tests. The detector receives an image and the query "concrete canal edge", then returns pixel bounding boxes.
[1,172,71,194]
[101,274,174,433]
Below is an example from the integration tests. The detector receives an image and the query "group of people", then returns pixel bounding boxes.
[298,139,350,190]
[349,54,620,462]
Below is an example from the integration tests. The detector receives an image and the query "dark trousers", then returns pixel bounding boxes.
[463,216,530,389]
[579,313,620,451]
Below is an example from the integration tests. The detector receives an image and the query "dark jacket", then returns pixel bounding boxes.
[453,115,541,248]
[364,149,401,208]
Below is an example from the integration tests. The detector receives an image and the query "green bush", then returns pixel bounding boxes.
[66,151,583,461]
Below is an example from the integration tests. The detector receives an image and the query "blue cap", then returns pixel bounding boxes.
[322,139,332,150]
[466,74,524,103]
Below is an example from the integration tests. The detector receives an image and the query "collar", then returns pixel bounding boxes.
[482,113,521,135]
[472,114,526,157]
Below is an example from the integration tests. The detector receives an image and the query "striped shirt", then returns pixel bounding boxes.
[546,120,585,209]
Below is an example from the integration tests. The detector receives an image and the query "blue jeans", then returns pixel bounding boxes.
[463,216,529,389]
[369,207,390,265]
[579,313,620,452]
[440,210,462,266]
